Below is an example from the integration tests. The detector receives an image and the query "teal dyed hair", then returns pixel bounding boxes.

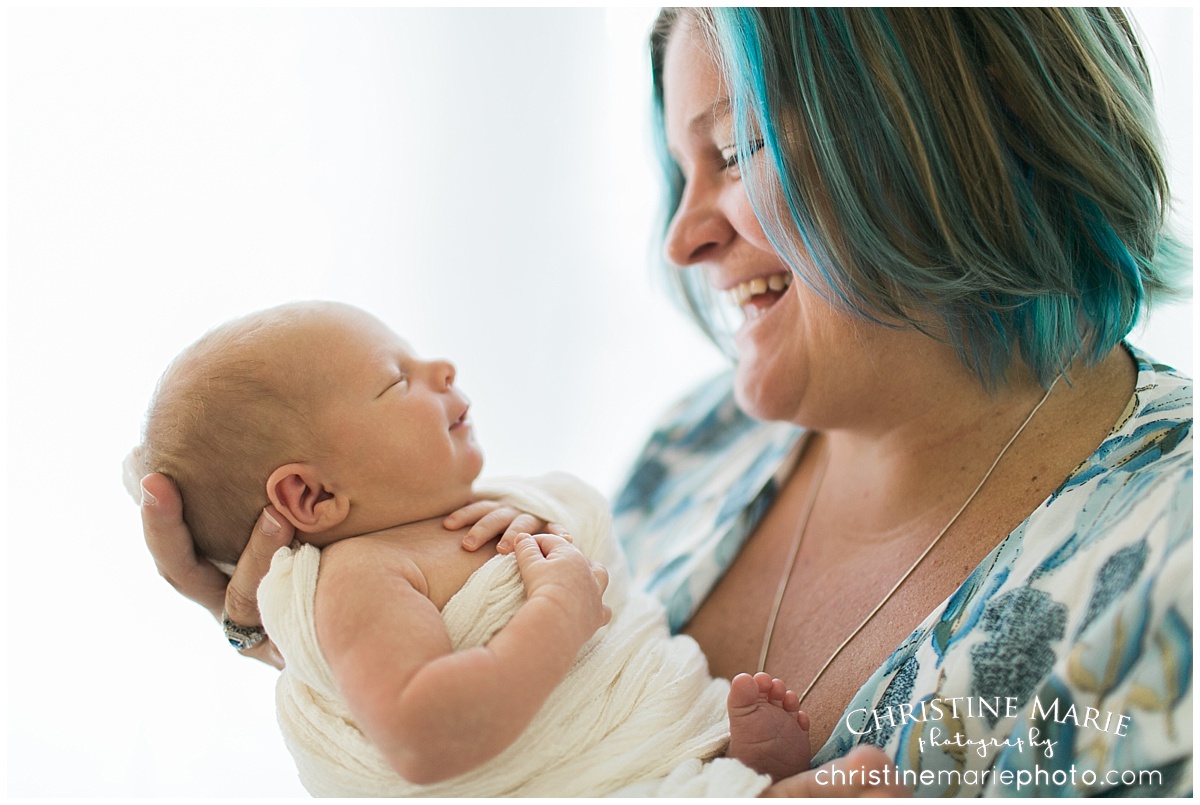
[651,8,1189,387]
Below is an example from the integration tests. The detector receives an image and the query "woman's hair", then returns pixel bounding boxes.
[140,307,323,566]
[651,8,1189,387]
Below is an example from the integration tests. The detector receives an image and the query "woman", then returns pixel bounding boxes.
[142,8,1191,796]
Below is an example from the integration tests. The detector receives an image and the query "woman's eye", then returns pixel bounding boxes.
[721,138,765,172]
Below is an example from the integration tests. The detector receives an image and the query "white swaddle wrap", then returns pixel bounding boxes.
[258,472,770,797]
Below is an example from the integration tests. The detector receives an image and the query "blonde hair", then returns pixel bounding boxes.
[140,305,325,565]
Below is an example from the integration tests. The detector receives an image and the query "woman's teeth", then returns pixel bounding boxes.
[726,272,792,307]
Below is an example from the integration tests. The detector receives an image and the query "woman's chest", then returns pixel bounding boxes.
[680,479,1019,752]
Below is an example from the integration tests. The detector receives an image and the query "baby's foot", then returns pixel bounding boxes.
[726,672,811,781]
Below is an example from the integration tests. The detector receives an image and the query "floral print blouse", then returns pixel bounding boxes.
[611,345,1191,796]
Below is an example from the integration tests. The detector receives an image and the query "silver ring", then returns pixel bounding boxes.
[222,611,267,652]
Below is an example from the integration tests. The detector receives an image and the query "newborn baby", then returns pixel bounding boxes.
[133,301,810,795]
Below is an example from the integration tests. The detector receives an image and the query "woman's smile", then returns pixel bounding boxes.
[725,271,793,314]
[733,274,797,341]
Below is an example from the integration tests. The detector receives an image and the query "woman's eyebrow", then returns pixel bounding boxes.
[667,99,733,164]
[686,98,732,137]
[696,98,729,133]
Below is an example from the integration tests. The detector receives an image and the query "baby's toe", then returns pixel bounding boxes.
[728,673,761,710]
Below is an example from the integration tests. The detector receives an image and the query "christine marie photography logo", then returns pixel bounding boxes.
[845,694,1131,759]
[812,695,1164,793]
[811,691,1166,791]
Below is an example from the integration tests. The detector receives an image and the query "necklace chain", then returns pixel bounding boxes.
[757,376,1061,705]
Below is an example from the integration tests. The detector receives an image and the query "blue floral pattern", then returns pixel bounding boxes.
[612,345,1191,796]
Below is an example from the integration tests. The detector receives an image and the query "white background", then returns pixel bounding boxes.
[5,7,1191,798]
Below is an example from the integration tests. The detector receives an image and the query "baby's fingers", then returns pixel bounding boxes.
[590,561,612,625]
[445,500,503,549]
[511,520,571,543]
[510,532,545,567]
[590,560,610,596]
[499,514,555,551]
[444,499,502,529]
[510,531,578,564]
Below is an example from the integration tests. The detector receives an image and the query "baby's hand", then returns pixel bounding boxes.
[445,500,570,552]
[511,533,610,646]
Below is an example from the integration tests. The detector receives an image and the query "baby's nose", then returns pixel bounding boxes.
[433,359,455,389]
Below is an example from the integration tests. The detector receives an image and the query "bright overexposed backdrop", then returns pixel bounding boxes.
[5,7,1191,797]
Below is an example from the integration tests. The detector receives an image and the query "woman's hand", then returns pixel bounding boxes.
[444,499,570,552]
[762,746,910,797]
[140,472,292,669]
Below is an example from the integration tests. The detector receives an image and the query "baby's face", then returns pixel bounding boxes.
[300,305,484,528]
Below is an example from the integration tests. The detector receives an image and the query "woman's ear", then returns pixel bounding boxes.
[266,463,351,534]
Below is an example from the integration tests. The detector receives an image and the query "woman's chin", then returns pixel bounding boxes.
[732,364,804,424]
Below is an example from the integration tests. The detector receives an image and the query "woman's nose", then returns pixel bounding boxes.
[663,177,734,267]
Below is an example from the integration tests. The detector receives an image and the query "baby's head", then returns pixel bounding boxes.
[140,301,483,567]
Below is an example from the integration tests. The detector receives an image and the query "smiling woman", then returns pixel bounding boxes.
[4,6,1190,798]
[616,7,1190,796]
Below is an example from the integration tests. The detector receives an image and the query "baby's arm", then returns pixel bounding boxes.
[314,532,609,785]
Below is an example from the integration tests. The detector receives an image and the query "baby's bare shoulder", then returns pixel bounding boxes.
[317,535,429,598]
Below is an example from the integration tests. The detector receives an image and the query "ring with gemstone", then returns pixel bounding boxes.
[222,611,267,651]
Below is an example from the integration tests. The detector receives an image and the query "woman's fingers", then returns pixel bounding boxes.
[218,507,292,670]
[234,632,286,669]
[141,472,227,618]
[224,506,293,627]
[141,474,286,668]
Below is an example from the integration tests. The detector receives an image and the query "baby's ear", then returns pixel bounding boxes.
[266,463,350,534]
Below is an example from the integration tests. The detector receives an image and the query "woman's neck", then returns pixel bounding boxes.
[812,346,1136,540]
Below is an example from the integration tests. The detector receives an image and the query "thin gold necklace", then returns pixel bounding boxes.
[757,376,1061,705]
